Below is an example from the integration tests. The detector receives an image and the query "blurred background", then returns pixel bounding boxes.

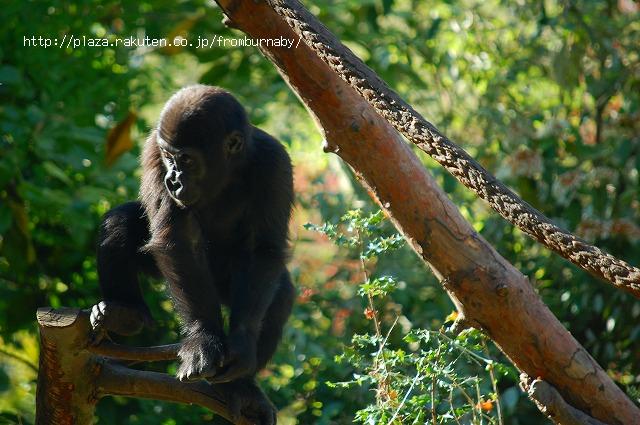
[1,0,639,423]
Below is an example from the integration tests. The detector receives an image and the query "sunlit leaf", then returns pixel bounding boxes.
[160,13,204,56]
[105,111,137,167]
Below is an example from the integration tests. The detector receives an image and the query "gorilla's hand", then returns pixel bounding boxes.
[90,301,153,340]
[208,328,257,383]
[176,330,225,382]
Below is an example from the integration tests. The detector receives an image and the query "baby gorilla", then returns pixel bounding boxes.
[91,85,295,424]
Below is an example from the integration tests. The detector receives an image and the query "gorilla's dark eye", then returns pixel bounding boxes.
[160,148,172,160]
[181,155,194,166]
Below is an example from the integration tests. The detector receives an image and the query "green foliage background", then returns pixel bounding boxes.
[1,0,639,423]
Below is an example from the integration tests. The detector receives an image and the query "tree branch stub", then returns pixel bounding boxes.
[36,307,253,425]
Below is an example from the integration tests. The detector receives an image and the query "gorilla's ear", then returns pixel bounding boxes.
[224,131,245,156]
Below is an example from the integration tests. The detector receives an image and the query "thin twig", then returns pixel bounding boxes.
[430,345,441,424]
[443,371,478,424]
[356,227,392,403]
[449,387,463,425]
[481,339,503,425]
[387,358,423,425]
[475,379,483,425]
[88,341,180,362]
[0,346,38,373]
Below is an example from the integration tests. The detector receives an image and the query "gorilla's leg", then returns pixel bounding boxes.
[91,201,157,336]
[207,273,292,425]
[255,271,295,370]
[215,379,277,425]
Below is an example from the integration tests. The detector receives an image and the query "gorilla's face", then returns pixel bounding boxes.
[157,129,246,208]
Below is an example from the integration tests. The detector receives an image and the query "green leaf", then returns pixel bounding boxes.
[42,161,72,186]
[0,205,12,234]
[0,366,9,392]
[0,66,21,86]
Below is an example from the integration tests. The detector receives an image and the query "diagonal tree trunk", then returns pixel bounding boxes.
[268,0,640,297]
[212,1,640,423]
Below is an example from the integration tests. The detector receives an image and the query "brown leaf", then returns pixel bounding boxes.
[579,119,597,145]
[160,13,204,56]
[6,185,35,264]
[105,111,137,166]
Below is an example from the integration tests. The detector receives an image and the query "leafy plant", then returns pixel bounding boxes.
[306,210,512,424]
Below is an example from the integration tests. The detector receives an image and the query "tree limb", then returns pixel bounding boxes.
[36,307,253,425]
[88,341,180,362]
[520,375,609,425]
[98,361,252,425]
[265,0,640,297]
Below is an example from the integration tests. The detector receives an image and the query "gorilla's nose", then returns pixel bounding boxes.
[166,178,181,192]
[165,170,183,193]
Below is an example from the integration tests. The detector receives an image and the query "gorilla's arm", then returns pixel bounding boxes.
[148,203,225,381]
[228,252,287,334]
[210,129,293,383]
[209,246,287,383]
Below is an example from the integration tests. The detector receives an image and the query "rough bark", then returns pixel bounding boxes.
[35,307,251,425]
[36,308,97,425]
[212,1,640,424]
[520,375,608,425]
[265,0,640,298]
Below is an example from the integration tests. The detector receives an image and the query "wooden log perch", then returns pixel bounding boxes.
[35,307,252,425]
[212,1,640,423]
